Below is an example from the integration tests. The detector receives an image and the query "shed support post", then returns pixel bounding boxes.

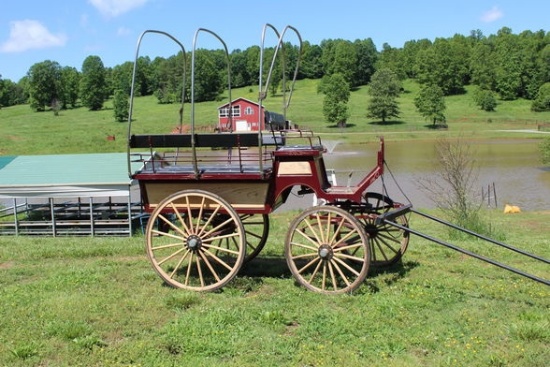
[50,198,56,237]
[127,191,132,237]
[13,198,19,236]
[89,197,94,237]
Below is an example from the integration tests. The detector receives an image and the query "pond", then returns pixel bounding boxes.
[320,137,550,211]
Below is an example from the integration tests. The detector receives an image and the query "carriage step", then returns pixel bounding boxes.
[375,204,412,225]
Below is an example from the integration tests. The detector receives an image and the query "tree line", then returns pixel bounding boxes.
[1,26,549,116]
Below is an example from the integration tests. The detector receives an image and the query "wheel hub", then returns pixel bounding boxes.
[186,235,202,251]
[318,244,333,260]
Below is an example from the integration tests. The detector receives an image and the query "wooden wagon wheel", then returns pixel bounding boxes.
[145,190,245,291]
[240,214,269,263]
[284,206,370,294]
[360,192,410,267]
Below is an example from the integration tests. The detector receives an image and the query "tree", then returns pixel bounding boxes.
[190,50,223,102]
[27,60,62,111]
[80,55,106,110]
[367,68,401,123]
[353,38,378,85]
[414,38,468,95]
[319,73,350,127]
[473,88,497,112]
[320,39,358,86]
[299,41,323,79]
[376,43,406,80]
[414,84,447,126]
[531,83,550,111]
[113,89,129,122]
[470,41,497,91]
[60,66,80,108]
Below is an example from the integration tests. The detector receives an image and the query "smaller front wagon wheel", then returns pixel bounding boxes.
[284,206,370,294]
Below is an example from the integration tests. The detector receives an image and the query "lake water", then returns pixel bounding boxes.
[320,138,550,211]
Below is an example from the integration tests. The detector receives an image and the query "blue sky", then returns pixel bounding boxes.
[1,0,548,81]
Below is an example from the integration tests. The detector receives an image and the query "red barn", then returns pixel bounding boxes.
[217,98,286,132]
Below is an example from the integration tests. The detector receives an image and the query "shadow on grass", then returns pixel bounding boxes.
[235,256,420,294]
[424,124,448,130]
[369,120,406,126]
[327,123,357,129]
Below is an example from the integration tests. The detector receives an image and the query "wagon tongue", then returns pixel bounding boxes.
[374,204,412,225]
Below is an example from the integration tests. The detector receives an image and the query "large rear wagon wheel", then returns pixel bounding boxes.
[145,190,245,292]
[285,206,370,294]
[240,214,269,263]
[362,192,410,267]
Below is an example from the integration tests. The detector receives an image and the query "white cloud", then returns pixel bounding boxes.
[117,26,132,37]
[0,20,67,53]
[88,0,149,18]
[480,6,504,23]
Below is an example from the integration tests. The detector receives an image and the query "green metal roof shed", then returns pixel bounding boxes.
[0,153,139,198]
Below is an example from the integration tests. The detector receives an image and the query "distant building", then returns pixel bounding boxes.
[217,98,287,132]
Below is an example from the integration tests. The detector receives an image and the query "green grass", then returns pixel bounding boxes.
[2,79,550,155]
[0,211,548,366]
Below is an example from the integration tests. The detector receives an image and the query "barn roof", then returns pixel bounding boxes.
[0,153,142,198]
[217,97,263,109]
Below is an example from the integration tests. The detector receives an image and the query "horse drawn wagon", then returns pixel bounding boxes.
[128,25,548,294]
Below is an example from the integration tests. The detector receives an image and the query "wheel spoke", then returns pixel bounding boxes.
[202,248,234,271]
[198,250,221,282]
[327,261,339,291]
[295,228,322,249]
[202,214,232,238]
[169,250,191,278]
[203,231,241,245]
[157,247,186,266]
[290,239,318,252]
[203,243,241,256]
[195,253,205,287]
[170,202,191,236]
[333,227,360,247]
[322,261,328,291]
[332,256,362,277]
[330,259,351,288]
[329,216,347,246]
[158,213,187,237]
[308,259,323,284]
[298,256,321,274]
[150,240,184,251]
[305,216,324,246]
[184,252,194,286]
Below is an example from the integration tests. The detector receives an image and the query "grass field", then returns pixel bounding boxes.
[0,79,549,366]
[0,210,548,366]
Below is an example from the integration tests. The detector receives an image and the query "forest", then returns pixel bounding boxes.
[0,27,550,114]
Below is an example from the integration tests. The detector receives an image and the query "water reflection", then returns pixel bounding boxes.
[322,138,550,211]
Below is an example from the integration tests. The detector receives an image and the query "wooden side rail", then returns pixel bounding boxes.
[129,133,283,149]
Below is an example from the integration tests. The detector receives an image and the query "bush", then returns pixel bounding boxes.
[473,88,497,112]
[531,83,550,112]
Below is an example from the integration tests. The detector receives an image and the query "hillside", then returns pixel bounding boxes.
[1,79,550,156]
